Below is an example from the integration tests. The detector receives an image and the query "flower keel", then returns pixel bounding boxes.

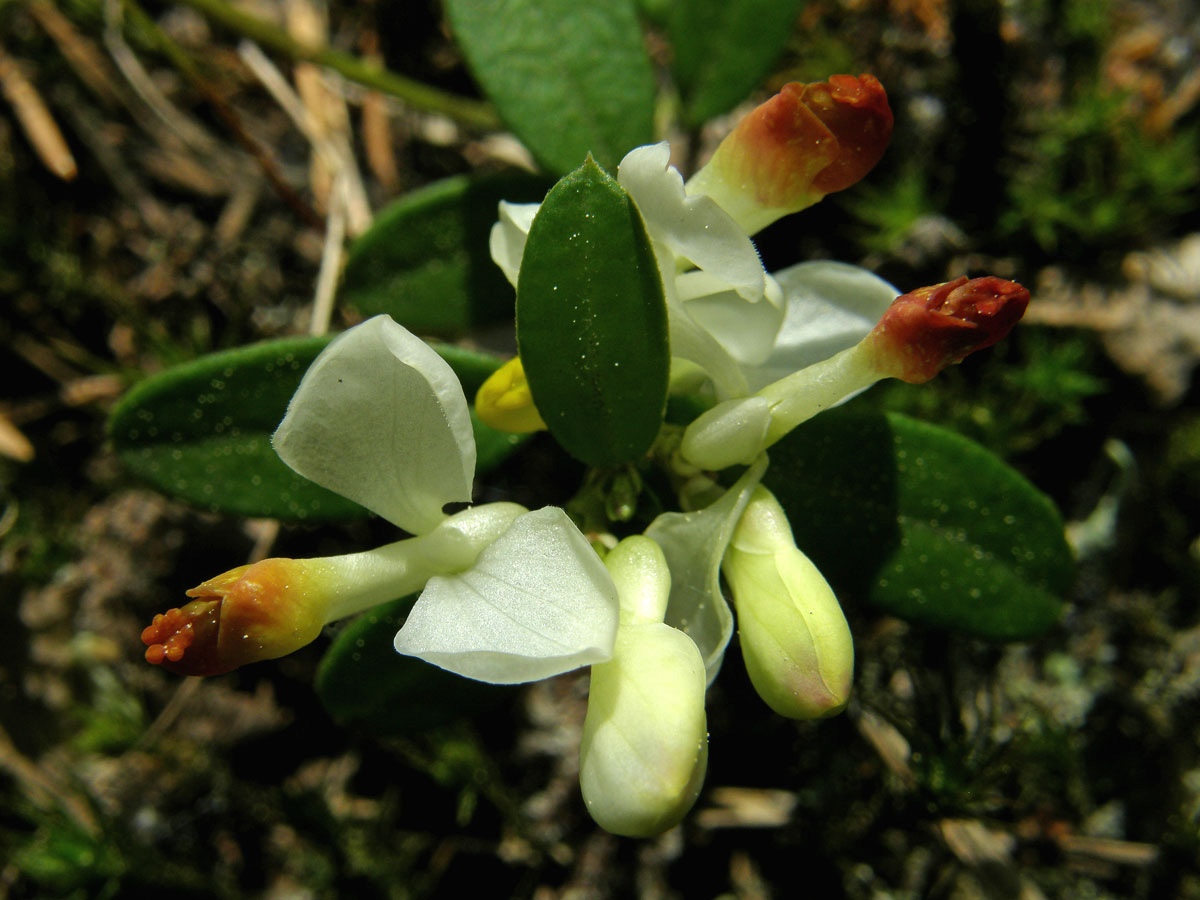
[143,558,329,676]
[579,537,708,837]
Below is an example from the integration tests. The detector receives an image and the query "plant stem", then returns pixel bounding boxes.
[172,0,501,130]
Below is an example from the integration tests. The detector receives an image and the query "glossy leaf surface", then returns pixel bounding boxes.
[444,0,655,173]
[517,158,668,466]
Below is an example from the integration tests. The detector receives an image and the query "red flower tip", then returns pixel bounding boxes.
[867,276,1031,383]
[142,598,224,676]
[807,75,894,194]
[732,74,892,197]
[142,559,326,676]
[687,74,893,232]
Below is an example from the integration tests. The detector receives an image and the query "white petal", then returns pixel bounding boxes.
[677,270,785,366]
[273,316,475,535]
[661,264,750,401]
[488,201,540,288]
[644,456,768,682]
[618,143,769,303]
[743,261,899,392]
[393,507,619,684]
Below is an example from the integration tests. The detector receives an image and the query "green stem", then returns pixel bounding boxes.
[757,341,879,444]
[172,0,501,130]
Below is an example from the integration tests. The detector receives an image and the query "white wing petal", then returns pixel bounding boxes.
[393,507,619,683]
[488,201,540,288]
[273,316,475,535]
[677,270,785,366]
[618,143,770,304]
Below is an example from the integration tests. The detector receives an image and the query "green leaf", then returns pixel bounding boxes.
[764,409,1073,640]
[108,337,527,520]
[668,0,804,126]
[444,0,655,174]
[517,158,669,467]
[316,595,514,736]
[340,172,548,337]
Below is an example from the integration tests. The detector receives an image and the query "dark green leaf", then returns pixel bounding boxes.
[316,595,514,735]
[341,172,549,337]
[444,0,655,173]
[108,337,527,520]
[764,409,1073,640]
[669,0,804,126]
[517,158,668,467]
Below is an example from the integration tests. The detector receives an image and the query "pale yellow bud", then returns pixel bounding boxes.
[722,486,853,718]
[578,537,708,837]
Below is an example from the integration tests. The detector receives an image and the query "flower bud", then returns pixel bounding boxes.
[579,622,708,837]
[142,558,335,676]
[686,75,893,235]
[722,487,853,719]
[578,537,708,837]
[475,356,547,433]
[863,276,1030,384]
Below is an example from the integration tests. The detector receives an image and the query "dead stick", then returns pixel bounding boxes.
[173,0,500,130]
[120,0,323,229]
[0,44,77,179]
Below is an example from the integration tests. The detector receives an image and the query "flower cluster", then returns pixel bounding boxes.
[142,75,1029,837]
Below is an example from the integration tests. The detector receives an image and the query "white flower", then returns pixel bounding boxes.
[269,315,620,684]
[484,142,899,680]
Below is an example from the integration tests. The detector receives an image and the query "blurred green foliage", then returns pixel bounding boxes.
[10,812,125,900]
[69,666,146,755]
[842,167,936,256]
[1003,87,1200,253]
[1001,0,1200,253]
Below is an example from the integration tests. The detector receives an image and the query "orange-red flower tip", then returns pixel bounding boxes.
[867,276,1031,383]
[806,74,894,194]
[142,558,328,677]
[142,598,224,675]
[687,75,893,234]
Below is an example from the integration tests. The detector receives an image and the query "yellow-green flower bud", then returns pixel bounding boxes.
[579,537,708,837]
[722,486,853,718]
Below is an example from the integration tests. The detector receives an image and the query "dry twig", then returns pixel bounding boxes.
[0,44,77,180]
